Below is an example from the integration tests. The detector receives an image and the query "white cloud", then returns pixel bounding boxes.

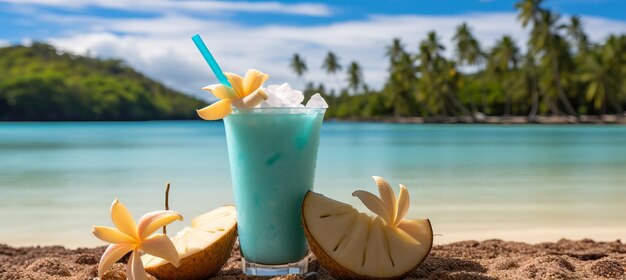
[0,40,10,47]
[580,15,626,42]
[0,0,333,17]
[44,12,626,99]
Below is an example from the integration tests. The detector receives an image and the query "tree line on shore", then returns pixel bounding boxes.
[293,0,626,120]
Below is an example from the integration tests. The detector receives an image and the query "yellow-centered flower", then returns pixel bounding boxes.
[197,69,269,120]
[93,199,183,280]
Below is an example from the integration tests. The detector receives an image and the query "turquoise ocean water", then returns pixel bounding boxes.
[1,121,625,247]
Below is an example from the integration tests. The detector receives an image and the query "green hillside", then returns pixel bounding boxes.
[0,43,206,121]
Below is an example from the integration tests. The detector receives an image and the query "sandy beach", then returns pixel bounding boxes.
[2,239,625,279]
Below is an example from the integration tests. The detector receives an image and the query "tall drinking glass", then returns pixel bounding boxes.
[223,107,325,276]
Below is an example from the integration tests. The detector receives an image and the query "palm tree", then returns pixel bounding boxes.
[491,36,520,73]
[281,2,626,119]
[563,16,590,114]
[604,35,625,113]
[417,31,471,117]
[579,51,610,115]
[587,35,626,114]
[417,32,445,115]
[290,53,307,80]
[453,22,486,113]
[515,0,543,28]
[564,16,589,55]
[419,31,445,68]
[321,51,341,75]
[453,23,483,67]
[321,51,342,92]
[531,10,578,116]
[522,53,541,121]
[515,0,569,116]
[346,61,363,94]
[386,38,405,64]
[614,34,626,106]
[386,51,418,116]
[383,38,421,116]
[489,35,521,115]
[440,60,471,117]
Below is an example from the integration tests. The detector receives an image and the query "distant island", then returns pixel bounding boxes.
[0,43,206,121]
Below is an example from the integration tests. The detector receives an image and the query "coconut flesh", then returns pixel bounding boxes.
[302,177,433,279]
[141,205,237,280]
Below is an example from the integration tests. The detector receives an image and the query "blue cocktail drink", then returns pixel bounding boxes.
[224,107,325,275]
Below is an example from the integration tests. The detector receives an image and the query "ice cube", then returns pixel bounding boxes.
[260,83,306,108]
[261,83,304,108]
[275,83,304,107]
[305,93,328,108]
[261,85,282,108]
[286,90,305,105]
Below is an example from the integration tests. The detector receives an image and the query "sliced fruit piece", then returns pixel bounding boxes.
[141,205,237,280]
[302,177,433,279]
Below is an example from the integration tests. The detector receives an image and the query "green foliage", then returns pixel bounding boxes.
[290,53,307,78]
[292,1,626,119]
[346,61,363,94]
[0,43,206,121]
[321,51,342,75]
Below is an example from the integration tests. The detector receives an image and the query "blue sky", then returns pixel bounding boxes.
[1,0,626,97]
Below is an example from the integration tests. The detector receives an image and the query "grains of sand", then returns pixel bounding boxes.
[1,239,625,279]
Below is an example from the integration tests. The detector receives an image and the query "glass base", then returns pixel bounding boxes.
[242,255,309,276]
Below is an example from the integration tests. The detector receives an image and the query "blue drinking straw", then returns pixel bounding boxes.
[191,34,233,89]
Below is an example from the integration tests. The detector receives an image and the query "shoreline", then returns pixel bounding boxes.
[1,115,626,124]
[2,238,624,279]
[336,114,626,124]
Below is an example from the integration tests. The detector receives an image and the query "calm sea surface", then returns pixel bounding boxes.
[1,121,625,247]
